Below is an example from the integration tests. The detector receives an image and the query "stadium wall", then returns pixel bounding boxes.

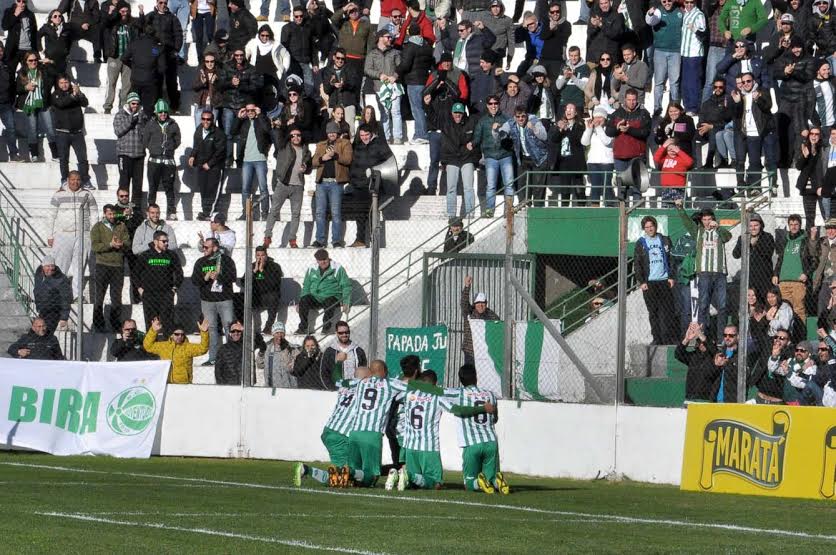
[151,386,687,485]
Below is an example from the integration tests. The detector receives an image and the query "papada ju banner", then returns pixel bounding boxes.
[0,359,169,458]
[385,325,448,381]
[681,403,836,500]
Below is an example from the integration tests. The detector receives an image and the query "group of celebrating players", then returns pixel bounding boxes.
[292,355,509,494]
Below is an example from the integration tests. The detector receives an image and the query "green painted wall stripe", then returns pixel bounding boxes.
[522,323,544,400]
[486,321,505,376]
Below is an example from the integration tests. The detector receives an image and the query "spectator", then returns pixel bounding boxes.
[281,6,316,97]
[584,53,614,113]
[246,25,290,107]
[132,203,179,257]
[716,40,771,98]
[612,45,649,110]
[110,319,158,361]
[198,212,235,254]
[497,107,549,204]
[797,128,826,230]
[90,204,129,332]
[697,78,735,169]
[581,105,615,205]
[366,29,403,145]
[680,0,705,116]
[122,23,165,117]
[145,0,183,113]
[136,229,182,337]
[33,256,71,334]
[189,110,227,221]
[751,328,791,405]
[773,214,814,324]
[775,36,814,168]
[654,103,696,159]
[0,41,19,161]
[347,123,393,247]
[379,0,406,30]
[675,322,718,403]
[426,100,478,219]
[168,0,189,63]
[331,3,372,82]
[671,211,699,336]
[2,0,37,77]
[311,122,353,248]
[321,48,362,131]
[634,216,676,345]
[746,287,769,352]
[7,318,64,360]
[293,334,325,389]
[143,99,181,220]
[732,212,776,299]
[49,171,97,300]
[423,53,467,195]
[143,317,210,384]
[17,53,57,163]
[397,22,434,144]
[554,46,589,113]
[810,59,836,139]
[38,10,73,93]
[308,0,337,65]
[711,324,753,403]
[58,0,101,63]
[538,2,571,78]
[473,93,513,216]
[782,340,817,404]
[191,237,237,365]
[702,0,731,102]
[226,0,257,54]
[219,49,263,165]
[550,102,586,206]
[468,51,502,116]
[263,322,302,387]
[676,199,732,342]
[395,0,434,46]
[652,138,693,202]
[646,0,683,116]
[295,248,352,335]
[113,92,148,206]
[204,29,231,67]
[324,106,352,140]
[811,219,836,314]
[764,286,797,340]
[461,275,500,365]
[192,53,222,126]
[113,188,143,304]
[717,0,767,43]
[605,88,651,195]
[499,72,532,117]
[586,0,624,66]
[264,126,312,248]
[101,2,139,114]
[452,19,496,77]
[51,75,90,188]
[252,245,284,334]
[528,65,557,126]
[190,0,216,62]
[275,84,316,144]
[321,320,368,386]
[443,217,473,253]
[482,1,514,69]
[731,72,777,192]
[215,320,247,385]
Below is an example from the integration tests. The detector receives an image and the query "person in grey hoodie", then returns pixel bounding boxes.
[481,0,514,69]
[131,203,179,259]
[113,91,148,206]
[365,29,403,144]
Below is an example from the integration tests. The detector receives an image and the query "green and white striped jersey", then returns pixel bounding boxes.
[347,377,407,434]
[447,386,498,447]
[323,383,357,436]
[402,389,455,452]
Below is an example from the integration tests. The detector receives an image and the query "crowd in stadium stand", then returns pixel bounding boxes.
[4,0,836,405]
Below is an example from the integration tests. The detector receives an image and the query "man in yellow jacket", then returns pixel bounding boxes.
[143,317,210,384]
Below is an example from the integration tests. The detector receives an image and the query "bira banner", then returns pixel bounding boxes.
[385,325,448,381]
[681,403,836,500]
[0,359,169,458]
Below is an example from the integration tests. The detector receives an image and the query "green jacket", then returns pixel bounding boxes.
[301,261,352,305]
[718,0,767,41]
[472,111,513,160]
[90,220,130,267]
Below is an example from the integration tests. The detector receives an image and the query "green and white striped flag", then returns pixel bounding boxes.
[470,319,562,401]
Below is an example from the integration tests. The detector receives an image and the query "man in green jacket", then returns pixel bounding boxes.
[718,0,768,42]
[295,248,352,335]
[472,94,513,217]
[90,204,130,332]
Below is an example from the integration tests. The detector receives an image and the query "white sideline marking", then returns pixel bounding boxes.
[34,512,386,555]
[6,462,836,543]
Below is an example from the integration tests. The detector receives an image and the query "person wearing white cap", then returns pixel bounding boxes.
[461,275,500,366]
[33,255,72,334]
[262,321,301,388]
[581,105,615,205]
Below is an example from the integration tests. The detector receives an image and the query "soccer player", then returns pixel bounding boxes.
[449,364,508,494]
[382,354,422,486]
[395,370,495,491]
[293,366,371,487]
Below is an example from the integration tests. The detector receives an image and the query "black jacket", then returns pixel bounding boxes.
[443,229,473,253]
[33,265,72,320]
[231,115,273,163]
[654,114,696,158]
[215,340,243,385]
[191,253,237,302]
[145,8,183,53]
[121,34,166,84]
[807,10,836,56]
[218,63,263,110]
[349,134,393,188]
[539,19,571,63]
[733,230,776,297]
[732,89,775,137]
[292,349,327,390]
[38,23,75,69]
[710,347,758,403]
[396,40,434,86]
[775,50,815,108]
[1,7,37,65]
[252,258,283,305]
[586,7,624,63]
[136,248,183,293]
[633,233,673,285]
[0,60,14,106]
[111,337,159,361]
[58,0,99,26]
[228,8,258,52]
[675,341,718,401]
[321,63,361,109]
[698,93,733,128]
[550,120,586,172]
[750,346,792,400]
[50,88,88,133]
[8,330,64,360]
[795,143,823,196]
[426,103,479,165]
[102,12,141,60]
[280,20,314,64]
[190,124,227,169]
[274,140,312,186]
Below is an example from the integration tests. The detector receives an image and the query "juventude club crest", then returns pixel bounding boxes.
[106,387,157,436]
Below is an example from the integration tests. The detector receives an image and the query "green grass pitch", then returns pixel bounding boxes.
[1,452,835,553]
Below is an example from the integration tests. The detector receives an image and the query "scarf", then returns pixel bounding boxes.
[256,39,274,56]
[23,69,43,115]
[594,65,612,100]
[407,35,424,47]
[454,36,470,73]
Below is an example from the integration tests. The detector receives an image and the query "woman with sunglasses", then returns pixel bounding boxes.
[16,54,57,162]
[245,24,291,106]
[37,10,73,90]
[192,53,222,127]
[584,52,614,113]
[275,84,315,143]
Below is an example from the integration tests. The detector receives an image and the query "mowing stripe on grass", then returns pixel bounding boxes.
[7,462,836,544]
[34,512,386,555]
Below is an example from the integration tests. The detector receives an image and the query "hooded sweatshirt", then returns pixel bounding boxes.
[718,0,768,40]
[322,341,368,385]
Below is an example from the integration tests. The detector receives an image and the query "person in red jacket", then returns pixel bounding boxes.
[380,0,407,30]
[653,138,694,202]
[395,0,435,46]
[605,88,651,198]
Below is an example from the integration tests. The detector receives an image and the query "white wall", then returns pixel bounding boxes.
[152,386,687,485]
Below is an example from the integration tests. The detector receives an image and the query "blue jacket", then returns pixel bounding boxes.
[497,115,548,167]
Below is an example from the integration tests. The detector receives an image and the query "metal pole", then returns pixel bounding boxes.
[369,187,380,360]
[615,199,628,404]
[502,195,514,399]
[737,202,752,403]
[76,196,86,361]
[242,198,254,387]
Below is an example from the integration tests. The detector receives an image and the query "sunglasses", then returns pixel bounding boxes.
[549,9,559,14]
[336,331,350,335]
[735,44,746,48]
[288,92,299,96]
[230,329,243,334]
[123,328,137,332]
[202,246,213,250]
[723,333,737,338]
[157,239,169,243]
[796,348,808,353]
[348,8,358,13]
[458,28,466,32]
[392,14,403,18]
[52,15,62,19]
[774,336,789,341]
[334,56,345,61]
[201,117,213,121]
[600,57,611,61]
[260,33,270,37]
[172,332,184,336]
[742,79,753,84]
[713,85,725,90]
[819,347,830,351]
[290,133,302,138]
[205,60,215,63]
[487,101,499,105]
[27,59,38,63]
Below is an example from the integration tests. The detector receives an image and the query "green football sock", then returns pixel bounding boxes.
[309,467,329,485]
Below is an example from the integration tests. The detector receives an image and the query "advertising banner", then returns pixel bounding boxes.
[0,359,169,458]
[385,325,448,380]
[681,403,836,500]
